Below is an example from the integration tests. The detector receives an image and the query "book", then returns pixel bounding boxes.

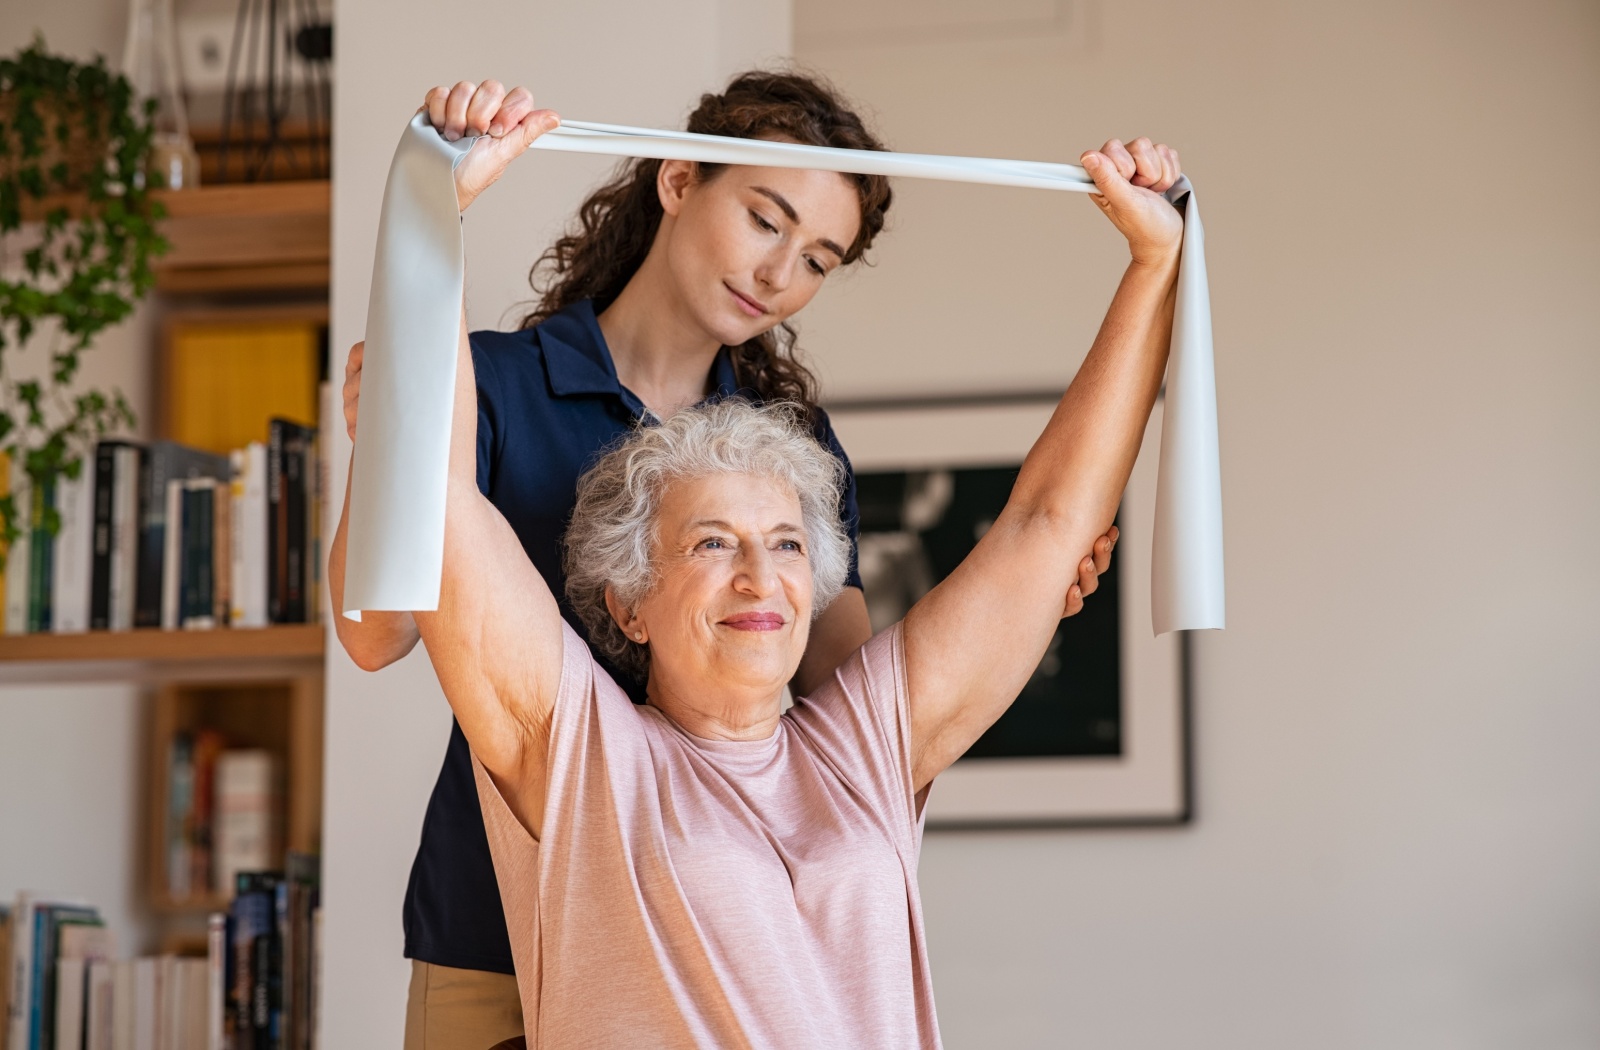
[110,446,142,631]
[229,444,269,629]
[26,473,55,633]
[214,752,280,897]
[206,915,226,1050]
[189,731,226,899]
[267,421,315,625]
[5,462,30,636]
[54,957,87,1050]
[168,733,196,901]
[179,480,216,630]
[136,442,228,630]
[212,478,232,629]
[161,479,184,631]
[0,904,10,1050]
[110,960,133,1050]
[89,442,133,630]
[51,466,94,633]
[84,959,113,1050]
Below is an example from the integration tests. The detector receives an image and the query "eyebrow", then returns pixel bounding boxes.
[691,518,807,536]
[752,186,848,261]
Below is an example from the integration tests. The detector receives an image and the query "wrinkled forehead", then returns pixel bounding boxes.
[653,470,806,535]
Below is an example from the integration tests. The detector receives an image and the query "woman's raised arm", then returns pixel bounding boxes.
[328,301,566,835]
[900,137,1185,793]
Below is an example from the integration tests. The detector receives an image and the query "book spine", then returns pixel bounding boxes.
[52,470,93,634]
[214,479,232,629]
[7,895,35,1050]
[4,463,30,636]
[111,447,143,632]
[266,425,284,625]
[86,959,113,1050]
[246,444,269,629]
[181,483,217,631]
[134,448,162,629]
[161,480,184,631]
[283,438,305,625]
[27,475,54,633]
[168,733,195,901]
[89,444,117,630]
[206,915,225,1050]
[54,957,86,1050]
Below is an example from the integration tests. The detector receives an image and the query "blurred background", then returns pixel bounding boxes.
[0,0,1595,1047]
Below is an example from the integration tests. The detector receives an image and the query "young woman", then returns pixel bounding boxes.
[334,71,1141,1049]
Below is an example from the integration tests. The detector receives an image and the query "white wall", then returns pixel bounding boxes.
[794,0,1600,1047]
[320,3,791,1045]
[0,2,161,952]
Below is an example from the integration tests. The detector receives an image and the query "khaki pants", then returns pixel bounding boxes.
[403,961,524,1050]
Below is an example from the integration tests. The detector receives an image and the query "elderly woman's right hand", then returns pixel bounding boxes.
[422,80,560,212]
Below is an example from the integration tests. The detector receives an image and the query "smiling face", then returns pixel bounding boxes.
[654,156,863,347]
[609,471,815,717]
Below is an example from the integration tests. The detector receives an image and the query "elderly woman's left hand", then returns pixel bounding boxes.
[1062,526,1118,618]
[1079,137,1184,267]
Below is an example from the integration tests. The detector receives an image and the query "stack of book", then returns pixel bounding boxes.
[1,419,323,635]
[3,868,321,1050]
[164,738,283,905]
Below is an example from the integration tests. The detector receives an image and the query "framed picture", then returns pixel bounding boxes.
[827,396,1191,828]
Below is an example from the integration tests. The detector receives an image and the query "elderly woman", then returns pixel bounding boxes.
[330,105,1181,1047]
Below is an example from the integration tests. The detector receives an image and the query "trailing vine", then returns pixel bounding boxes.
[0,35,167,558]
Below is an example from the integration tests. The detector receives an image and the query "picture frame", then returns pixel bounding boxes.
[827,395,1192,829]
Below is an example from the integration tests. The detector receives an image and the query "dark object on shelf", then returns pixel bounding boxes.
[217,0,332,182]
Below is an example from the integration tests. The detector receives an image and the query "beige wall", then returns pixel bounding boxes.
[796,0,1600,1045]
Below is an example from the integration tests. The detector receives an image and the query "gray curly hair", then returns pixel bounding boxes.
[563,399,852,682]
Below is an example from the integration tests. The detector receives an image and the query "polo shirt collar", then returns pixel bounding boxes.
[540,298,752,406]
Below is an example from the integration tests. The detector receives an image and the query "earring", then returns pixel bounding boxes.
[634,632,644,642]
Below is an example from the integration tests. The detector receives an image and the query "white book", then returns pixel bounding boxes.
[206,915,225,1050]
[5,463,31,635]
[132,957,159,1050]
[56,956,88,1050]
[182,958,208,1050]
[109,446,141,631]
[85,958,114,1050]
[230,443,269,628]
[52,468,95,633]
[214,750,280,895]
[110,959,134,1050]
[161,479,184,630]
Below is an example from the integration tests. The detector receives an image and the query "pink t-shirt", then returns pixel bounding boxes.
[471,620,942,1049]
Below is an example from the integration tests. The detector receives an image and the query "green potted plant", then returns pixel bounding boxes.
[0,35,168,567]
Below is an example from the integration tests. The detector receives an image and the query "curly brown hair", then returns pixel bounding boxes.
[517,70,893,415]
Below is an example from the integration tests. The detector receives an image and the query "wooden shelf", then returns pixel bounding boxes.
[0,625,324,664]
[151,180,330,294]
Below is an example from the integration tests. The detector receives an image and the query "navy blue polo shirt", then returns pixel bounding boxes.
[402,298,864,974]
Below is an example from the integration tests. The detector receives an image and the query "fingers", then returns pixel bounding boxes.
[1078,148,1137,211]
[442,81,476,140]
[463,80,507,138]
[489,86,536,138]
[1094,525,1118,574]
[1063,583,1083,619]
[424,85,449,130]
[343,341,362,441]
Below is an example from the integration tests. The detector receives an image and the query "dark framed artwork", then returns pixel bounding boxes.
[827,396,1191,828]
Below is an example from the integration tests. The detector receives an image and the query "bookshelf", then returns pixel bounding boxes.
[0,625,323,664]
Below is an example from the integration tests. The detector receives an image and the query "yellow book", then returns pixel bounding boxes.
[166,321,322,455]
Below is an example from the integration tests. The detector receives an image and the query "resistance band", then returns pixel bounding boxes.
[343,112,1224,635]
